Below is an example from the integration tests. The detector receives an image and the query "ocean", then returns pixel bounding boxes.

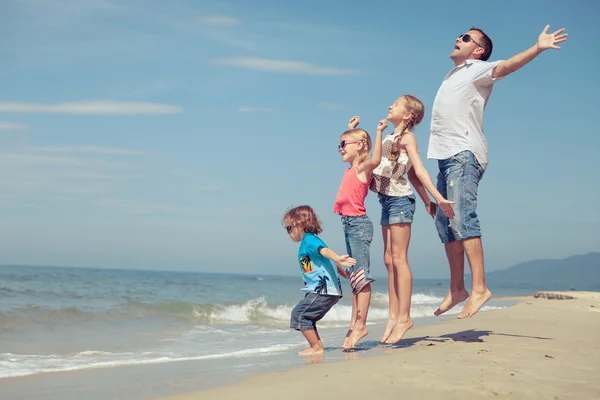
[0,265,523,399]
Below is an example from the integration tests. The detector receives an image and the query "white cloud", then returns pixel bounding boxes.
[317,102,344,110]
[213,57,360,76]
[28,146,145,156]
[0,100,182,115]
[237,106,274,113]
[198,14,240,27]
[0,121,28,131]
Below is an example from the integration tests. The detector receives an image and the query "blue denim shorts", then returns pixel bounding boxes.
[290,292,341,331]
[378,193,416,225]
[341,215,375,294]
[435,150,485,243]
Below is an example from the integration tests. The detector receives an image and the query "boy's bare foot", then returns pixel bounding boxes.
[380,318,397,343]
[434,289,469,316]
[298,346,324,356]
[384,318,413,344]
[342,327,368,349]
[457,288,492,319]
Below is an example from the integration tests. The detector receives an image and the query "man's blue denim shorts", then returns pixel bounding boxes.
[435,150,485,243]
[378,193,416,225]
[290,292,341,331]
[341,214,375,294]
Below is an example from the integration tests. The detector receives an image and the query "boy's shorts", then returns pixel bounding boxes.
[290,292,341,331]
[341,214,375,294]
[435,150,485,243]
[378,193,416,225]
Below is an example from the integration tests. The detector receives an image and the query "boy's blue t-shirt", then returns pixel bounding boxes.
[297,233,343,297]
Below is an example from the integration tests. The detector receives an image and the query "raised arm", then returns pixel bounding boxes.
[364,120,386,171]
[407,167,436,219]
[348,115,384,171]
[493,25,567,79]
[402,134,455,219]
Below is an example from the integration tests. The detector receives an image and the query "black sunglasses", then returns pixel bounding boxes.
[459,33,483,48]
[285,225,294,233]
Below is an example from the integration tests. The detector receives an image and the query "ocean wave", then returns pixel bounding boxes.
[0,292,454,330]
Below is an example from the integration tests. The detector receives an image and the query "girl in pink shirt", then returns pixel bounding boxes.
[333,118,385,349]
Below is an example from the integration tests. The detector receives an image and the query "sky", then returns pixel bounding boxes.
[0,0,598,279]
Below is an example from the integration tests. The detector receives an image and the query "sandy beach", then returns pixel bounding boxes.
[163,291,600,400]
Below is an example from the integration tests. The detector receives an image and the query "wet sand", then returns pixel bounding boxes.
[162,292,600,400]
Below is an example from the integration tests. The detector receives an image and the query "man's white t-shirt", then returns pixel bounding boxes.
[427,59,504,170]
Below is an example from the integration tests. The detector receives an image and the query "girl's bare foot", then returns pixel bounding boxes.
[343,327,368,349]
[342,328,353,348]
[457,288,492,319]
[384,318,413,344]
[380,317,397,343]
[434,290,469,316]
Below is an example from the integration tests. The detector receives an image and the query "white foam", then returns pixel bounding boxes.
[0,342,303,379]
[195,293,447,325]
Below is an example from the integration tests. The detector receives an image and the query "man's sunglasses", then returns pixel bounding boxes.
[338,139,361,150]
[459,33,483,48]
[285,225,294,233]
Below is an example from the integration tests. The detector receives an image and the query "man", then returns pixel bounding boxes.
[428,25,568,319]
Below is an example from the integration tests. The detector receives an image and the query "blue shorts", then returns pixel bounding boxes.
[378,193,416,225]
[341,215,375,294]
[290,292,341,331]
[435,150,485,243]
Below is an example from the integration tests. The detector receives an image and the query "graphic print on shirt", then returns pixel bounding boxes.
[370,136,412,196]
[314,275,330,295]
[300,255,313,273]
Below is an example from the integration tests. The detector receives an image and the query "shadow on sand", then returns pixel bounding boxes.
[385,329,553,349]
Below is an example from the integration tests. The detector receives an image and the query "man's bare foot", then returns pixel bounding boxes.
[457,288,492,319]
[434,290,469,316]
[298,346,324,356]
[380,318,397,343]
[384,318,413,344]
[342,327,368,349]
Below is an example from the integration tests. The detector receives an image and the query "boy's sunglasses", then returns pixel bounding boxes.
[459,33,483,48]
[285,225,294,233]
[338,139,361,150]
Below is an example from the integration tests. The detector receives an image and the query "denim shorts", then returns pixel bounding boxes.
[341,214,375,294]
[290,292,341,331]
[435,150,485,243]
[378,193,416,225]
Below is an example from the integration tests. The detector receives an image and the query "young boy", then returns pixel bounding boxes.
[282,205,355,355]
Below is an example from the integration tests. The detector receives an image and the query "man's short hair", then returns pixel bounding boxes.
[470,27,493,61]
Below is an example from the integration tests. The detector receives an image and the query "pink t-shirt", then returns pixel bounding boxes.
[333,167,370,216]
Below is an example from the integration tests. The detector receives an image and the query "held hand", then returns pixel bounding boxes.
[337,254,357,267]
[348,116,360,130]
[537,25,568,51]
[436,198,456,219]
[336,264,350,279]
[377,119,388,132]
[425,202,437,219]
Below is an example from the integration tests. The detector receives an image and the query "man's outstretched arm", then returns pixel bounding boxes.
[493,25,568,79]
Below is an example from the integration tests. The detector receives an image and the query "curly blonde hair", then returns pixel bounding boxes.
[282,205,323,235]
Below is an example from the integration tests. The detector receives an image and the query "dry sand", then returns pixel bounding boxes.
[162,291,600,400]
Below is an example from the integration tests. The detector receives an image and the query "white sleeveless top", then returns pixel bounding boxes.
[369,133,413,197]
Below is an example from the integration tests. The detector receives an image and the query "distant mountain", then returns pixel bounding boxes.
[486,252,600,291]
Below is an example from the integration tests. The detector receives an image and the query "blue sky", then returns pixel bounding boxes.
[1,0,598,278]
